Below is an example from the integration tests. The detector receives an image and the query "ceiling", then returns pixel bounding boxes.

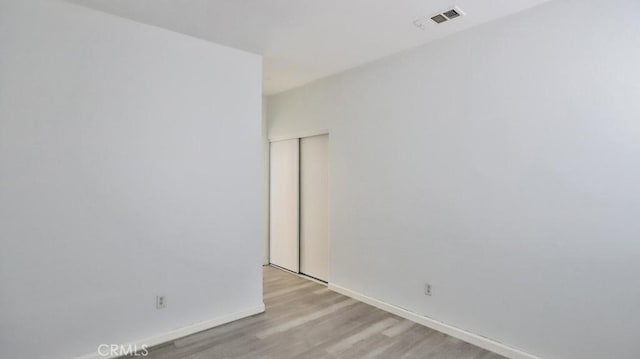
[69,0,551,95]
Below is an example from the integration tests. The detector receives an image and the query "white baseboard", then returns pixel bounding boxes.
[328,284,540,359]
[75,304,265,359]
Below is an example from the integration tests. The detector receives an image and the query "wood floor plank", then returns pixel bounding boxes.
[326,317,399,355]
[255,297,357,339]
[382,319,416,337]
[263,281,316,300]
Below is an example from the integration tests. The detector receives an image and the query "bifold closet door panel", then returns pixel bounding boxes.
[269,139,300,272]
[300,135,329,281]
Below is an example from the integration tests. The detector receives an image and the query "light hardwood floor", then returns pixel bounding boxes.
[133,266,506,358]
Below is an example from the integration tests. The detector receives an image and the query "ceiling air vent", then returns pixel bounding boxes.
[430,6,465,24]
[430,14,448,24]
[443,9,461,19]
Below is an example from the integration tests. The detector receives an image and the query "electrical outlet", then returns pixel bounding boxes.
[156,295,166,309]
[424,283,432,296]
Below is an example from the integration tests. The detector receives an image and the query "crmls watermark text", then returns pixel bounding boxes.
[97,344,149,357]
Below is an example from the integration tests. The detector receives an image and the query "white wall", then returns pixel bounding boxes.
[267,0,640,358]
[0,1,263,358]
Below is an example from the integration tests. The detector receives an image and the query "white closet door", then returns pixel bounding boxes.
[300,135,329,281]
[269,139,300,272]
